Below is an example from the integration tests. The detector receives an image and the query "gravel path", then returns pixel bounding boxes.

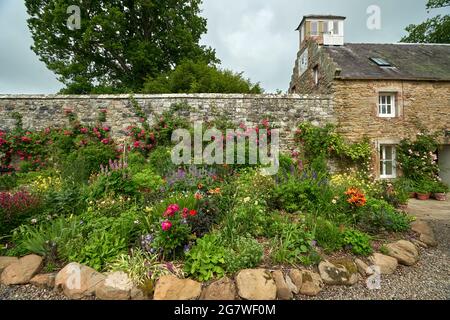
[298,220,450,300]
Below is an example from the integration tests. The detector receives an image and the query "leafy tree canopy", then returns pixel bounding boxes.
[143,60,263,94]
[25,0,218,93]
[401,0,450,43]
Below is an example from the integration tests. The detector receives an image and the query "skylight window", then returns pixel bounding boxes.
[370,57,392,67]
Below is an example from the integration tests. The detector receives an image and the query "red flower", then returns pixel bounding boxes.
[182,207,189,218]
[189,210,197,217]
[161,220,172,231]
[102,126,110,132]
[80,127,88,134]
[63,130,72,136]
[101,138,110,145]
[133,141,141,148]
[20,136,32,143]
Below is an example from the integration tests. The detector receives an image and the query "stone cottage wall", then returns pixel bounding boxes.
[0,94,335,151]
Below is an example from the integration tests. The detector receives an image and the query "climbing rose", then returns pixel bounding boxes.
[182,207,189,219]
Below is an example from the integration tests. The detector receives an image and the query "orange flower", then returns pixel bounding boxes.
[194,192,203,200]
[208,188,221,195]
[197,183,203,190]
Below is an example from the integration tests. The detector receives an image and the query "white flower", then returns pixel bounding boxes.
[134,220,140,225]
[243,197,251,203]
[31,219,37,224]
[332,199,337,204]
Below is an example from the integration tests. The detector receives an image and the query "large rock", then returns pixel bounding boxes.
[411,220,437,247]
[287,269,302,294]
[55,262,105,299]
[0,257,19,275]
[318,260,358,286]
[1,254,43,285]
[95,271,134,300]
[355,258,373,276]
[386,240,419,266]
[30,273,56,289]
[299,270,323,296]
[272,270,293,300]
[236,269,277,300]
[200,277,236,300]
[369,253,398,274]
[153,275,202,300]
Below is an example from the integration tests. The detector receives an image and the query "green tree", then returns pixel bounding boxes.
[143,60,263,93]
[25,0,217,93]
[401,0,450,43]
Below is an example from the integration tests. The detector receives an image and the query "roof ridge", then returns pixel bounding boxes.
[343,42,450,46]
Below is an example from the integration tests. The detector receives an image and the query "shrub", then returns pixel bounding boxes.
[270,223,314,265]
[273,170,332,213]
[357,199,412,233]
[132,168,164,192]
[9,217,80,260]
[0,190,41,236]
[224,236,263,274]
[148,146,176,177]
[184,234,226,281]
[313,218,343,254]
[0,173,17,191]
[342,229,373,256]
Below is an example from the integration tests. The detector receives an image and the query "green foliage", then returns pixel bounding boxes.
[143,60,263,94]
[25,0,217,93]
[132,168,164,192]
[184,234,226,281]
[270,223,314,265]
[149,146,177,177]
[401,0,450,44]
[61,142,117,184]
[224,236,263,274]
[313,217,343,254]
[357,199,412,233]
[9,217,80,258]
[397,133,440,181]
[0,173,18,191]
[342,229,373,256]
[273,170,332,213]
[64,209,141,271]
[295,122,372,171]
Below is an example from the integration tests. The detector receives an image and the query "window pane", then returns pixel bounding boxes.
[387,105,391,114]
[311,22,318,35]
[333,21,339,34]
[386,95,391,105]
[385,146,393,160]
[382,105,386,114]
[385,161,393,175]
[381,96,386,104]
[380,161,384,175]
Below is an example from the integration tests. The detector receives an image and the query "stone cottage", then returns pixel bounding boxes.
[289,15,450,184]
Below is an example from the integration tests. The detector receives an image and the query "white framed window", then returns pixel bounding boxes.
[380,145,397,179]
[378,93,396,117]
[332,21,339,35]
[310,21,318,36]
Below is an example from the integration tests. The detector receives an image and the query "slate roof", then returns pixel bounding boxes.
[323,43,450,81]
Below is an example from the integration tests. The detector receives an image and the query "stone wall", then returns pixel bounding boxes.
[0,93,335,151]
[333,79,450,178]
[289,40,336,94]
[333,80,450,143]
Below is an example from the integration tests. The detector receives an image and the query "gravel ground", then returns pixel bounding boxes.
[1,222,449,301]
[298,220,450,300]
[0,284,68,300]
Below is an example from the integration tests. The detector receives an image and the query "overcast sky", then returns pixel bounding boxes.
[0,0,447,94]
